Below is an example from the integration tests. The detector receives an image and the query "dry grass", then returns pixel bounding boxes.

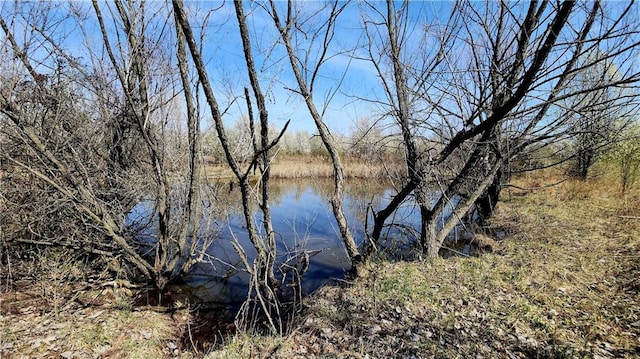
[1,303,181,358]
[1,288,189,359]
[204,155,401,180]
[207,169,640,358]
[0,249,189,358]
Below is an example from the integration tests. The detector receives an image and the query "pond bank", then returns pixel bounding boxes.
[203,154,403,180]
[202,172,640,358]
[2,172,639,358]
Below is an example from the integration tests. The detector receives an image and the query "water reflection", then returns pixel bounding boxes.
[189,179,394,304]
[128,178,449,305]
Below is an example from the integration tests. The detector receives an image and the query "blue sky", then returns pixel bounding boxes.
[186,1,378,135]
[2,1,637,137]
[0,0,509,135]
[178,0,459,135]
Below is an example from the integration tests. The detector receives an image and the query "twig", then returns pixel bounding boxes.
[330,277,356,285]
[503,178,569,191]
[441,246,471,257]
[187,315,198,356]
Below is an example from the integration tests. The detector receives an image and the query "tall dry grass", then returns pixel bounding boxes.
[204,154,404,180]
[508,163,640,213]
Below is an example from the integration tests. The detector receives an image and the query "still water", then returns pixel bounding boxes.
[128,179,452,305]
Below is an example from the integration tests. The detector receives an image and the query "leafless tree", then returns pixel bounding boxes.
[561,52,635,180]
[360,0,640,255]
[359,0,462,253]
[173,0,298,333]
[265,0,363,271]
[0,0,217,291]
[609,124,640,194]
[467,0,640,223]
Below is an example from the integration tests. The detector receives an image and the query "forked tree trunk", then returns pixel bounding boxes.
[174,0,292,333]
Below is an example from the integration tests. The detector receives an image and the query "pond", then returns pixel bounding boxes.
[128,178,468,306]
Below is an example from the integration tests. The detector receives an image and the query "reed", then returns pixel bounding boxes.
[203,154,404,180]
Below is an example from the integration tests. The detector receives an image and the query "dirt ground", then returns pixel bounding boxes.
[1,278,191,358]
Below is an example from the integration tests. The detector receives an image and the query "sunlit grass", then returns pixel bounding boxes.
[1,304,178,358]
[208,167,639,357]
[203,154,400,180]
[203,333,285,359]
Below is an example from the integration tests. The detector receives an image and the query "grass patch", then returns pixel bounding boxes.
[208,170,640,358]
[1,303,181,358]
[0,248,184,358]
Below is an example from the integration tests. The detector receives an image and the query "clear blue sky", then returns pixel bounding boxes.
[178,1,458,135]
[0,1,539,135]
[3,1,637,137]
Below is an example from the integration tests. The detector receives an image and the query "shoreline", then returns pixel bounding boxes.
[203,154,404,180]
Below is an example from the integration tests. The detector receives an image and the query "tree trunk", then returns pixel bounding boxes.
[475,164,504,227]
[268,0,362,271]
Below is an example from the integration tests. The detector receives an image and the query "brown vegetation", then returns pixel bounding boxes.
[205,155,402,180]
[2,169,638,358]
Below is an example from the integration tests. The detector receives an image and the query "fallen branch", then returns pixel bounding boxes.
[503,178,569,191]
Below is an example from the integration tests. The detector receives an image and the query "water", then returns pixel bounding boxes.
[128,178,466,305]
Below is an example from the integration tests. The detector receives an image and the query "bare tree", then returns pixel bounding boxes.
[0,3,155,280]
[361,0,640,256]
[562,52,634,180]
[348,117,388,161]
[359,0,461,253]
[0,0,217,291]
[468,0,640,222]
[265,0,363,271]
[608,124,640,194]
[91,0,219,289]
[173,0,296,334]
